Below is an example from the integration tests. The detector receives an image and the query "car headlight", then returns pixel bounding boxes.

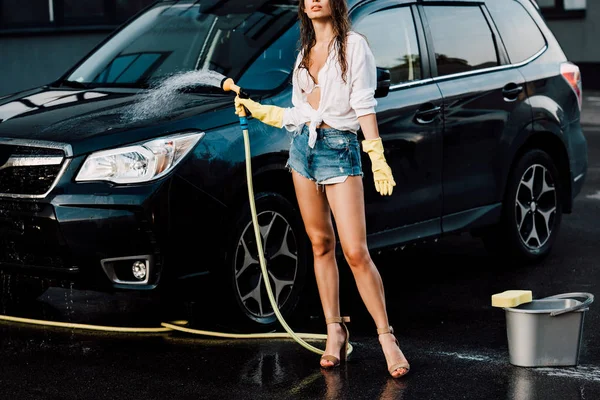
[75,131,204,184]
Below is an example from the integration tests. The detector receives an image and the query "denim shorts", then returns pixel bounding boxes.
[286,124,363,186]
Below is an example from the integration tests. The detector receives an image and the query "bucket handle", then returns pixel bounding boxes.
[541,292,594,316]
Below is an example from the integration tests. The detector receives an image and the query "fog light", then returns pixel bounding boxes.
[132,261,147,280]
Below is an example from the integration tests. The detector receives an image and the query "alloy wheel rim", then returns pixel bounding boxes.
[515,164,557,250]
[234,210,299,319]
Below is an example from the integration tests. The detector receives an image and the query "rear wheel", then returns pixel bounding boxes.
[481,149,563,264]
[221,192,311,330]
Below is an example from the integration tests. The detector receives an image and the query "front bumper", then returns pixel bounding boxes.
[0,170,230,293]
[0,182,168,290]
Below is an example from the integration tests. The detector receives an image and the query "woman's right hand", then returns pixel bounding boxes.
[234,96,284,128]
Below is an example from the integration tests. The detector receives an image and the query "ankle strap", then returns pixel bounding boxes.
[377,325,394,335]
[325,316,350,324]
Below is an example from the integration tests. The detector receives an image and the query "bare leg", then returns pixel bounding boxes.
[291,171,347,368]
[325,176,409,377]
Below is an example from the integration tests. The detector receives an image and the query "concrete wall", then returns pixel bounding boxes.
[545,2,600,62]
[545,1,600,89]
[0,32,109,97]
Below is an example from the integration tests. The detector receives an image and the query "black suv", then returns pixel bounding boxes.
[0,0,587,328]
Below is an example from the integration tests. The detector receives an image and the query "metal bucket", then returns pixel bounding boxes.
[504,292,594,367]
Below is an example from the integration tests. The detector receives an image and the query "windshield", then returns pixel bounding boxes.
[63,0,299,91]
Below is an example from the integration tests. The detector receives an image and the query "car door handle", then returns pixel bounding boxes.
[415,104,442,124]
[503,84,523,101]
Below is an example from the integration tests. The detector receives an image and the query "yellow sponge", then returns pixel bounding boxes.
[491,290,533,308]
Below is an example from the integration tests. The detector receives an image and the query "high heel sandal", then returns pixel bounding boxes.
[377,326,410,378]
[320,316,350,368]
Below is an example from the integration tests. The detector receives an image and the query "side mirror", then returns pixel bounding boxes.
[374,67,391,98]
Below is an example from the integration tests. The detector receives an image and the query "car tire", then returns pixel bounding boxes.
[220,191,311,331]
[481,149,563,264]
[0,272,48,306]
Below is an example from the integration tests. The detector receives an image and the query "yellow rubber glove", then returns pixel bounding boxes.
[362,138,396,196]
[234,96,284,128]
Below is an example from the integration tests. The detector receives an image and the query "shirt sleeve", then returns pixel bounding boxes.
[349,35,378,117]
[282,53,308,132]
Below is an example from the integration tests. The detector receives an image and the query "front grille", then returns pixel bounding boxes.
[0,199,72,269]
[0,144,67,196]
[0,165,64,195]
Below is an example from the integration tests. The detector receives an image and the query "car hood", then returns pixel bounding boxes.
[0,85,237,156]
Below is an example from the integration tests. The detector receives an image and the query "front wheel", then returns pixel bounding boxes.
[482,149,563,264]
[221,192,311,330]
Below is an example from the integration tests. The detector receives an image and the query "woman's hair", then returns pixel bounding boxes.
[297,0,351,83]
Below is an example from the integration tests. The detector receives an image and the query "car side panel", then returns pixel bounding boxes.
[436,68,533,218]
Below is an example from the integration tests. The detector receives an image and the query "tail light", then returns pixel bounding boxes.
[561,62,582,111]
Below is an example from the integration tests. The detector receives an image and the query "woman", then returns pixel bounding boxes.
[234,0,409,378]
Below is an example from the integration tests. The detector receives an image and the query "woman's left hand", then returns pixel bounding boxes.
[362,138,396,196]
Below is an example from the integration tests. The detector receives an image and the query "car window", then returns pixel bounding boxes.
[486,0,546,64]
[63,1,298,89]
[237,21,300,92]
[423,5,499,77]
[353,6,421,85]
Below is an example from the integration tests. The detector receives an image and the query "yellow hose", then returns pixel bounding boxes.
[0,314,176,332]
[241,125,331,354]
[0,78,352,359]
[161,321,327,340]
[0,313,332,339]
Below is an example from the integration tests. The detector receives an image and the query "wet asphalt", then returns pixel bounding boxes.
[1,94,600,400]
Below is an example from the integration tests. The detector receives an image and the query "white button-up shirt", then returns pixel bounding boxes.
[282,31,378,148]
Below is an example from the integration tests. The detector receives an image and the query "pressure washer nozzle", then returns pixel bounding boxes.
[221,77,249,99]
[221,77,239,94]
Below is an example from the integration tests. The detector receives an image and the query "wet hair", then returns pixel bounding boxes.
[297,0,351,84]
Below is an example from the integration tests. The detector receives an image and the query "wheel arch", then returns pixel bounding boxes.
[228,159,299,217]
[505,121,572,214]
[221,156,304,270]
